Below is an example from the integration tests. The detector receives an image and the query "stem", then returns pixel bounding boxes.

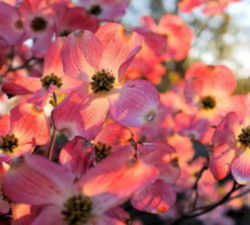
[48,92,58,161]
[48,128,57,161]
[191,162,208,210]
[171,181,244,225]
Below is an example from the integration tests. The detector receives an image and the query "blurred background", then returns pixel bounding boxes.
[123,0,250,94]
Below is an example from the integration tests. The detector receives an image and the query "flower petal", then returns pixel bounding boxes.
[209,144,235,180]
[12,204,39,225]
[131,180,176,214]
[78,146,158,213]
[212,112,239,147]
[0,114,10,136]
[2,75,41,95]
[94,119,132,146]
[31,206,65,225]
[62,30,102,82]
[53,88,109,140]
[110,80,160,127]
[59,136,92,178]
[11,103,50,146]
[0,2,24,45]
[232,149,250,185]
[96,23,142,81]
[3,154,75,205]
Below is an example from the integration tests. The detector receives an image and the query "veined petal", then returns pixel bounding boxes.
[78,146,158,213]
[138,142,179,183]
[109,80,160,127]
[131,180,176,214]
[209,144,235,180]
[212,112,239,147]
[3,155,75,205]
[94,119,132,146]
[2,75,41,95]
[96,23,142,81]
[53,88,109,140]
[62,30,102,82]
[232,149,250,185]
[0,2,24,45]
[31,206,65,225]
[59,136,92,178]
[10,103,50,146]
[0,114,10,136]
[43,38,65,77]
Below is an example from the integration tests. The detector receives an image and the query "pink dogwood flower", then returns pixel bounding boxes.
[139,15,193,61]
[184,62,244,126]
[53,23,160,140]
[3,149,158,225]
[3,38,80,114]
[18,0,58,56]
[53,4,99,36]
[0,2,25,45]
[0,103,50,160]
[211,102,250,184]
[131,142,180,214]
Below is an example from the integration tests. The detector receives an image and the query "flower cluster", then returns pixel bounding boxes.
[0,0,248,225]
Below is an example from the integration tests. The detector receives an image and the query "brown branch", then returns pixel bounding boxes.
[191,160,209,210]
[171,181,244,225]
[48,92,58,161]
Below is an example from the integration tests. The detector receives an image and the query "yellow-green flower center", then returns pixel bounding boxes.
[89,5,102,15]
[238,126,250,148]
[31,16,47,32]
[41,74,63,89]
[90,70,115,93]
[94,142,111,163]
[201,96,216,110]
[15,20,23,30]
[62,195,92,225]
[0,134,18,153]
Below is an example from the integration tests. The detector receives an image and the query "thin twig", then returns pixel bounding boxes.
[48,92,58,161]
[191,161,209,210]
[48,128,57,161]
[171,181,244,225]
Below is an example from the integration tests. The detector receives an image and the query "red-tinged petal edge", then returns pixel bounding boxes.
[78,146,159,213]
[131,180,176,214]
[3,155,75,205]
[232,149,250,185]
[110,80,160,127]
[209,144,236,180]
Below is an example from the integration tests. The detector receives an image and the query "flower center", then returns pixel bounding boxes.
[238,126,250,148]
[144,110,156,122]
[0,134,18,153]
[41,74,63,89]
[62,195,92,225]
[15,20,23,29]
[90,70,115,93]
[30,16,47,32]
[89,5,102,15]
[60,30,71,37]
[200,96,216,110]
[94,142,111,163]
